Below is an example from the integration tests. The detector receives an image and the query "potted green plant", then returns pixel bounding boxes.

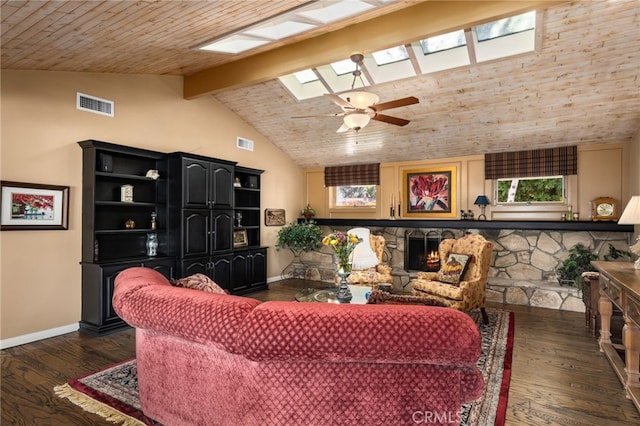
[556,243,597,288]
[276,220,323,252]
[300,204,316,220]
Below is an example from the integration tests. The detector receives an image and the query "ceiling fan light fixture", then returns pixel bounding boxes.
[343,112,370,130]
[342,91,379,109]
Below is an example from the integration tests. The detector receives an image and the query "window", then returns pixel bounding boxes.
[475,11,535,42]
[419,30,466,54]
[371,46,409,66]
[496,176,564,203]
[335,185,377,207]
[293,69,318,84]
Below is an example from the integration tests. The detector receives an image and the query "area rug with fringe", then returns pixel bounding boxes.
[55,309,514,426]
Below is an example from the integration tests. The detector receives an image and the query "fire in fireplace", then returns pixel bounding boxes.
[404,230,454,272]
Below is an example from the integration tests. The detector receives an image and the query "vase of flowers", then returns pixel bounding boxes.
[322,231,362,303]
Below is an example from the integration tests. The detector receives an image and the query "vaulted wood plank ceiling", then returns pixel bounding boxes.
[2,0,639,169]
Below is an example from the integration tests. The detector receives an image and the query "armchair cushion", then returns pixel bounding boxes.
[437,253,471,285]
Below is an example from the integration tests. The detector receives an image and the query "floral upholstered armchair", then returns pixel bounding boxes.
[411,233,493,324]
[340,228,393,286]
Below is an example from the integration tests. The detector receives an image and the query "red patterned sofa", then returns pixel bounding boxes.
[113,267,485,426]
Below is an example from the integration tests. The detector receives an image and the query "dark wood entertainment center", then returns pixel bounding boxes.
[78,140,266,335]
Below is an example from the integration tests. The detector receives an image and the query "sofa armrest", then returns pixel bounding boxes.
[239,302,481,367]
[113,267,260,353]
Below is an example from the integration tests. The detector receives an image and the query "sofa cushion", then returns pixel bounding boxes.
[238,301,480,366]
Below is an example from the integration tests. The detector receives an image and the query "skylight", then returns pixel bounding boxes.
[278,9,538,101]
[294,69,319,84]
[330,59,357,76]
[420,30,466,55]
[371,46,409,66]
[198,0,386,54]
[476,11,536,42]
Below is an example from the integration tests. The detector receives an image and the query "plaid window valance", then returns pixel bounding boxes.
[484,146,577,179]
[324,163,380,187]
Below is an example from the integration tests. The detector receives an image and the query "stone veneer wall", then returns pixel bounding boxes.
[292,225,632,312]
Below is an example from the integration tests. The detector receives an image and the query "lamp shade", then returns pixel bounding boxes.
[343,112,370,130]
[474,195,491,206]
[343,91,379,109]
[619,195,640,224]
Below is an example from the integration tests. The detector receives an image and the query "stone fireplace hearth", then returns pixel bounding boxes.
[291,219,633,313]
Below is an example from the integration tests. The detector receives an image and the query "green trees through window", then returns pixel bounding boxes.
[336,185,377,207]
[496,176,563,203]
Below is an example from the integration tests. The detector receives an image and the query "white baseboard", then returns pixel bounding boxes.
[1,323,79,350]
[267,275,284,284]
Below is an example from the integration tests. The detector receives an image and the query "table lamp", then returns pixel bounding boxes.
[618,195,640,269]
[474,195,491,220]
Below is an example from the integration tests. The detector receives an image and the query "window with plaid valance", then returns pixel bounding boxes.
[324,163,380,187]
[484,146,577,179]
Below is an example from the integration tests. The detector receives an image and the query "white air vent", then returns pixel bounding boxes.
[77,92,114,117]
[237,137,254,151]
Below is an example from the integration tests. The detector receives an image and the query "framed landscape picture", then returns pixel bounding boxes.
[264,208,286,226]
[233,229,248,248]
[403,166,457,218]
[0,181,70,230]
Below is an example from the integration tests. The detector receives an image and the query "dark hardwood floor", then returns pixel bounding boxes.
[2,279,639,425]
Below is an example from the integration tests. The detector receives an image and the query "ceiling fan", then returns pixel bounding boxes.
[295,53,419,133]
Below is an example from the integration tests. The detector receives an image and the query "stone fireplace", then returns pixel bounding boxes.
[294,219,633,313]
[404,230,454,272]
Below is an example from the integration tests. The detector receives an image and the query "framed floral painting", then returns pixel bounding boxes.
[0,181,70,230]
[403,166,457,218]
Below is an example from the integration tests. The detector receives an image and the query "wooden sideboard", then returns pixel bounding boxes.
[592,261,640,412]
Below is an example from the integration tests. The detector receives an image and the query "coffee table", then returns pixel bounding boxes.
[295,285,371,304]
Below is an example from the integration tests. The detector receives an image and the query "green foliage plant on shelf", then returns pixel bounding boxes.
[276,220,323,253]
[300,204,316,220]
[556,243,597,289]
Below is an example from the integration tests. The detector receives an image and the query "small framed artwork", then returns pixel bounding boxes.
[265,208,286,226]
[403,166,457,218]
[233,229,248,248]
[1,181,70,230]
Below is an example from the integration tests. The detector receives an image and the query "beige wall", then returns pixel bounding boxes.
[0,70,303,341]
[304,143,632,221]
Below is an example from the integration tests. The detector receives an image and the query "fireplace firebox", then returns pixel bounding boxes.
[404,230,454,272]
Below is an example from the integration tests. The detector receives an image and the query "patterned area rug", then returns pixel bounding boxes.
[55,309,513,426]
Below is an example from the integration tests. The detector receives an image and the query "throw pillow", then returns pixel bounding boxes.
[437,253,471,285]
[171,273,228,294]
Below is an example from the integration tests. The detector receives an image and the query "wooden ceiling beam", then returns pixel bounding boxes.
[184,0,565,99]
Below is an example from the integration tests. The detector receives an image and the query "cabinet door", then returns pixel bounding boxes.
[101,264,137,325]
[182,257,209,277]
[211,255,232,292]
[210,163,233,208]
[183,158,209,208]
[211,210,233,252]
[142,258,175,279]
[231,252,250,293]
[250,249,267,288]
[183,210,209,257]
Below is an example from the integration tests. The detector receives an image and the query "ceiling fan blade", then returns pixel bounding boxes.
[336,123,351,133]
[325,93,355,110]
[372,114,410,126]
[371,96,419,112]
